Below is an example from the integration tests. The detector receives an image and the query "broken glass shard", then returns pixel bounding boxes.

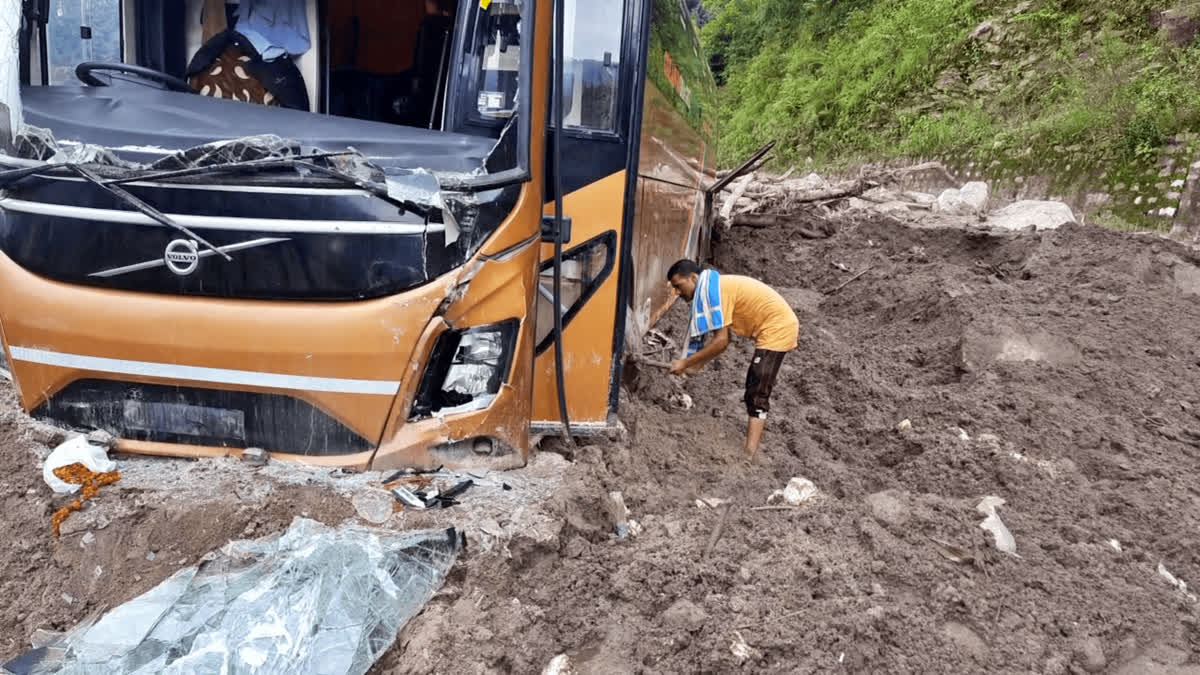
[5,517,462,675]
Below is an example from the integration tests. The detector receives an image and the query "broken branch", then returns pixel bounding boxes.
[828,266,874,294]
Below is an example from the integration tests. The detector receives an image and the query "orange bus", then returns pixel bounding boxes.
[0,0,724,470]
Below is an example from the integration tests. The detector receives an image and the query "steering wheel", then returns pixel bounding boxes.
[75,62,194,93]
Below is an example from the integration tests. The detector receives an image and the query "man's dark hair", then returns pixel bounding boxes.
[667,259,702,280]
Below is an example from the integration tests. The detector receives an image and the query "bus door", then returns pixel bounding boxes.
[530,0,642,433]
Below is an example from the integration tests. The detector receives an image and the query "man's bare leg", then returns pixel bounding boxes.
[745,416,767,460]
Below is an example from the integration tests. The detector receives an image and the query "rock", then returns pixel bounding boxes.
[782,172,828,192]
[935,70,965,91]
[145,551,156,561]
[987,200,1076,231]
[606,491,632,538]
[935,182,989,216]
[903,191,937,206]
[86,429,117,450]
[861,187,903,203]
[1075,637,1106,673]
[942,621,988,659]
[866,490,911,528]
[969,20,995,41]
[662,598,708,631]
[896,418,913,433]
[58,510,111,536]
[1155,9,1200,47]
[1173,264,1200,296]
[876,201,912,216]
[28,423,68,448]
[960,182,990,212]
[351,489,395,524]
[241,447,269,467]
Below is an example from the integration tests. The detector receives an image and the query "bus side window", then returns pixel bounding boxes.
[45,0,122,85]
[557,0,622,133]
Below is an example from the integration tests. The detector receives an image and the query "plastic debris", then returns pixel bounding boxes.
[351,489,395,524]
[1157,562,1198,602]
[4,517,463,675]
[767,477,818,506]
[976,496,1017,555]
[1108,539,1122,552]
[897,419,913,432]
[49,461,121,537]
[542,654,574,675]
[43,437,116,495]
[390,479,474,510]
[730,631,757,663]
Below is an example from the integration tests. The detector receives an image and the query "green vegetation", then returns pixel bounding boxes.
[701,0,1200,178]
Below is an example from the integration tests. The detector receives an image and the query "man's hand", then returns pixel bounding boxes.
[669,359,688,376]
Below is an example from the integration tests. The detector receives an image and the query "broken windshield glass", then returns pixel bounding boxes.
[4,518,463,675]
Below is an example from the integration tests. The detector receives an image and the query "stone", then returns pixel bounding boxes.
[1174,264,1200,296]
[942,621,988,659]
[875,201,912,216]
[968,20,995,41]
[85,430,117,450]
[866,490,911,528]
[903,191,937,206]
[28,423,68,448]
[241,447,269,467]
[1155,9,1200,47]
[987,200,1076,231]
[351,489,395,524]
[935,182,989,216]
[662,598,708,631]
[1075,637,1106,673]
[58,510,111,537]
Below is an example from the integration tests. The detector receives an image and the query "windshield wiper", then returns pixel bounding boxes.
[103,151,356,186]
[69,164,232,262]
[0,151,434,219]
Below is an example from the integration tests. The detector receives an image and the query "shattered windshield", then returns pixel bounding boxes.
[0,0,532,188]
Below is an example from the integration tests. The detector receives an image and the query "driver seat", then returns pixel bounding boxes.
[185,0,309,111]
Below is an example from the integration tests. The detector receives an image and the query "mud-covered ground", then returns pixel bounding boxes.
[4,212,1200,673]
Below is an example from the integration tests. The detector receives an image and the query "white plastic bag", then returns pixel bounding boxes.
[768,477,819,505]
[43,436,116,494]
[976,496,1017,554]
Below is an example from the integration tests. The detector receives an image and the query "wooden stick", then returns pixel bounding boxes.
[703,503,734,558]
[749,505,799,512]
[828,266,874,294]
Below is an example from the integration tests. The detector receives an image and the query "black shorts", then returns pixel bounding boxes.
[745,349,787,418]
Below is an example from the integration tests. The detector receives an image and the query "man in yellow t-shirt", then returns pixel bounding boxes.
[666,259,800,459]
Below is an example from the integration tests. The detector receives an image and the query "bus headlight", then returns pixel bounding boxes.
[410,320,518,421]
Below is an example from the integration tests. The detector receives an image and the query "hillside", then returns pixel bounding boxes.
[701,0,1200,227]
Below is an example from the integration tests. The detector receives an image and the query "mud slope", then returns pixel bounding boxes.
[383,218,1200,674]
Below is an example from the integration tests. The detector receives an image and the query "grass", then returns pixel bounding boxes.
[703,0,1200,180]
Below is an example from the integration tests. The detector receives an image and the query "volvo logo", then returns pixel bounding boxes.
[163,239,200,276]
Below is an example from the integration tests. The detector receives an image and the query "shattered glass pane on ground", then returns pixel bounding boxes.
[7,518,462,675]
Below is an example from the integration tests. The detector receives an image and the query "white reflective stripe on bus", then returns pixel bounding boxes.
[8,347,400,396]
[0,198,439,235]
